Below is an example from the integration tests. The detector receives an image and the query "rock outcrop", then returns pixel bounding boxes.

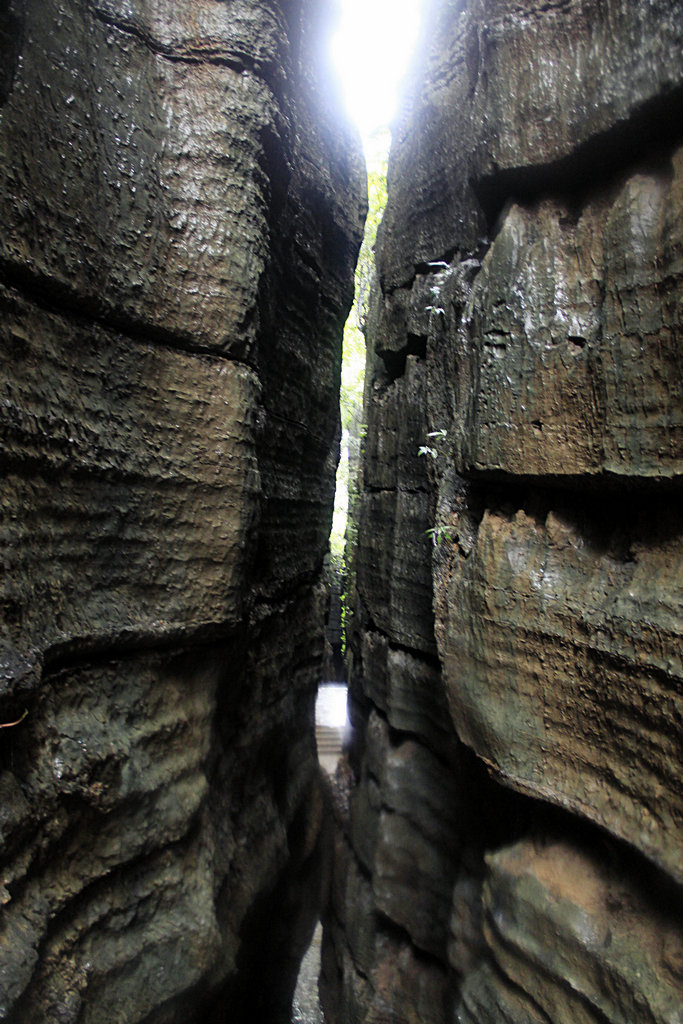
[324,2,683,1023]
[0,1,365,1021]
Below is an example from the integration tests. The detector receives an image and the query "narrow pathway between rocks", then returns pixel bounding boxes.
[292,924,324,1023]
[315,683,348,774]
[291,685,348,1022]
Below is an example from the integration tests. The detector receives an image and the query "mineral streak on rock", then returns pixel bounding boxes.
[0,0,365,1021]
[326,1,683,1023]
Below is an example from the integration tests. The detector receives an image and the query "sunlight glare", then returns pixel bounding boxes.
[316,684,350,729]
[330,0,425,153]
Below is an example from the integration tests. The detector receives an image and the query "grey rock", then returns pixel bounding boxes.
[380,0,683,290]
[331,1,683,1022]
[446,155,683,481]
[0,0,364,1020]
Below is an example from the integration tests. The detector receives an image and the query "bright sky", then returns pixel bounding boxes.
[316,684,349,728]
[330,0,426,159]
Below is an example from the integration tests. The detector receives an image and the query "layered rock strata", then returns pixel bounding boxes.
[323,2,683,1022]
[0,1,365,1021]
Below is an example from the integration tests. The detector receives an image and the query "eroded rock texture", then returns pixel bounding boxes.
[324,2,683,1023]
[0,1,365,1021]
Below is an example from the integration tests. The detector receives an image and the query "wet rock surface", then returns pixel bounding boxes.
[325,1,683,1023]
[0,0,364,1021]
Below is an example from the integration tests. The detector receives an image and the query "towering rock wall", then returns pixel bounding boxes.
[323,2,683,1022]
[0,1,365,1021]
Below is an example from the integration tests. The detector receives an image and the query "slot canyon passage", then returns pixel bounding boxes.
[0,1,681,1023]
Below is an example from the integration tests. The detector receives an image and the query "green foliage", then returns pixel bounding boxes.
[328,137,390,653]
[418,428,448,460]
[425,525,453,548]
[355,149,388,330]
[329,139,389,568]
[339,321,365,436]
[339,136,388,436]
[418,429,452,548]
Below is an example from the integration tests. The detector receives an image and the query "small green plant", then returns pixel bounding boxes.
[426,525,453,547]
[418,429,452,547]
[418,428,447,460]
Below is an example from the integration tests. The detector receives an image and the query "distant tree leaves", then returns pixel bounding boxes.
[330,136,388,563]
[355,154,388,330]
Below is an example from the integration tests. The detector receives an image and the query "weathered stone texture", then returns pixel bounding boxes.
[446,154,683,480]
[328,1,683,1023]
[1,282,260,693]
[356,356,436,654]
[480,838,683,1024]
[435,496,683,882]
[347,712,463,959]
[1,0,289,354]
[353,632,454,761]
[379,0,683,290]
[0,0,364,1021]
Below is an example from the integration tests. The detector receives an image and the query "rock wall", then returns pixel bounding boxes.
[0,1,365,1021]
[323,2,683,1022]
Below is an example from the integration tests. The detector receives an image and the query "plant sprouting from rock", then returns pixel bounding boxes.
[418,429,452,546]
[418,428,447,460]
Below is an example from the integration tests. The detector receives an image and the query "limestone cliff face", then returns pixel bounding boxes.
[0,1,365,1021]
[324,2,683,1022]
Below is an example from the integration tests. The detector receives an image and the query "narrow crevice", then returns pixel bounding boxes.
[483,922,619,1024]
[376,331,427,382]
[40,619,241,678]
[456,958,555,1024]
[463,463,683,495]
[385,638,441,671]
[7,816,206,1024]
[362,482,430,497]
[0,449,246,491]
[373,909,452,975]
[413,249,462,278]
[465,477,683,550]
[0,2,24,106]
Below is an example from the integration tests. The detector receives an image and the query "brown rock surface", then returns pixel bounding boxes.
[0,282,260,687]
[327,1,683,1023]
[1,0,293,354]
[356,356,436,655]
[0,0,365,1021]
[480,837,683,1024]
[348,712,464,958]
[379,0,683,290]
[445,154,683,480]
[434,494,683,881]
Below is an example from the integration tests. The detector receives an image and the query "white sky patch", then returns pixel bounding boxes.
[316,684,349,728]
[330,0,426,155]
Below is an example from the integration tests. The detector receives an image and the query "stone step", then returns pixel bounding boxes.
[315,724,344,756]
